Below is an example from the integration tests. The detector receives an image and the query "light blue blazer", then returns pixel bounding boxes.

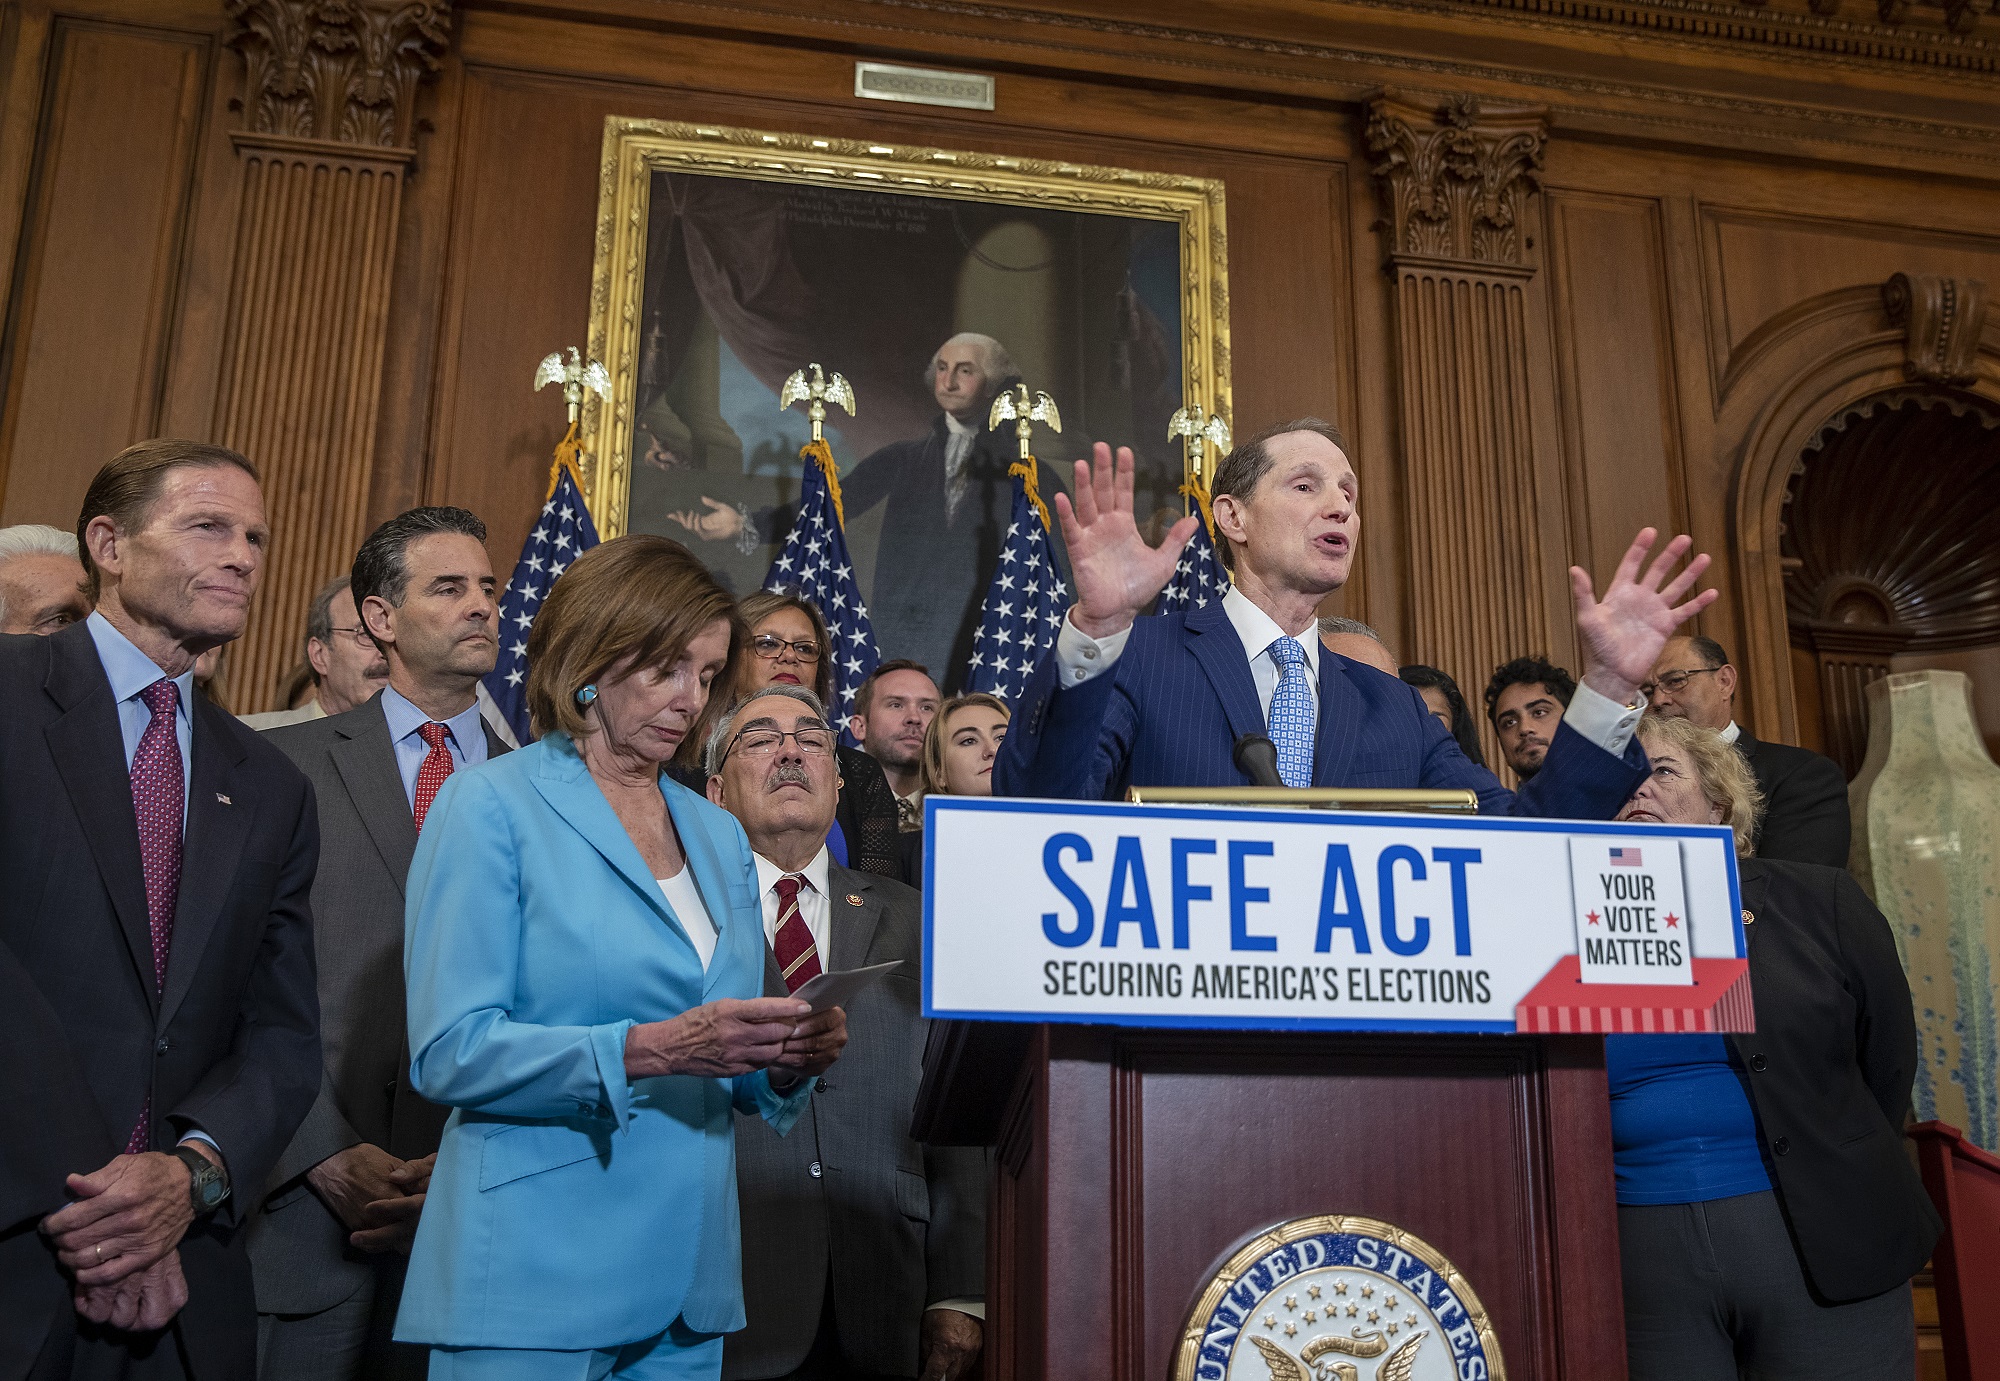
[393,733,811,1350]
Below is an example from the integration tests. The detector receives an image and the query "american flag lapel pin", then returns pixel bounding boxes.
[216,793,232,805]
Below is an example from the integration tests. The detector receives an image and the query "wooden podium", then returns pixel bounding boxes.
[913,1019,1630,1381]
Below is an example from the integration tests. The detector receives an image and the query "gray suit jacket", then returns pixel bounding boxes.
[724,866,987,1380]
[245,692,508,1316]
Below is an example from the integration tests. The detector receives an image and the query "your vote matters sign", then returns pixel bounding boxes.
[923,798,1752,1034]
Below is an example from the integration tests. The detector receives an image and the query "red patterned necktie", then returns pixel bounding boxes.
[412,721,455,832]
[126,678,184,1153]
[771,875,822,995]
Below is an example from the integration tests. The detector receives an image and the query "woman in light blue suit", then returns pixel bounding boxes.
[396,536,848,1381]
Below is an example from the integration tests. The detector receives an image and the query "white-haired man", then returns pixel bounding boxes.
[0,522,89,635]
[671,333,1069,686]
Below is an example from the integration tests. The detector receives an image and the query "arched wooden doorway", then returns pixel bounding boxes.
[1783,390,2000,775]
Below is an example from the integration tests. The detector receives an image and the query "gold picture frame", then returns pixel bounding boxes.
[579,116,1231,541]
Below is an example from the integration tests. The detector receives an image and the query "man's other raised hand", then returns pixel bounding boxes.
[1571,528,1719,705]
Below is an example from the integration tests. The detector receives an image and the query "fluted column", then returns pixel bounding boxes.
[1368,92,1554,768]
[212,0,449,712]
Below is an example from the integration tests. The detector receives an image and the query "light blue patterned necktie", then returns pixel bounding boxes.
[1265,636,1315,788]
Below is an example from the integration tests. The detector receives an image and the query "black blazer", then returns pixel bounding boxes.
[0,623,321,1379]
[1727,858,1939,1302]
[1736,727,1850,868]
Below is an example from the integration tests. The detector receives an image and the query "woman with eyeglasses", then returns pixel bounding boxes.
[725,589,906,882]
[396,536,847,1379]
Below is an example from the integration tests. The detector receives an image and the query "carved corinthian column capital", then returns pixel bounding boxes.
[1366,92,1549,270]
[226,0,452,148]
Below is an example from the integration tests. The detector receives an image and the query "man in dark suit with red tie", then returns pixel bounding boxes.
[0,440,320,1379]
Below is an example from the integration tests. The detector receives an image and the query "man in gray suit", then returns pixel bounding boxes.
[707,686,985,1381]
[246,508,505,1379]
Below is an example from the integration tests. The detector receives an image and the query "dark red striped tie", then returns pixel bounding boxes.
[127,679,183,1153]
[772,875,822,995]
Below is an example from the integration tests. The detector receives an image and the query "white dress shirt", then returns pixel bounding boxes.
[657,869,717,970]
[754,846,832,964]
[1052,586,1643,757]
[1720,719,1742,745]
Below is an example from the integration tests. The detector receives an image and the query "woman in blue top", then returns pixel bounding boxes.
[396,535,849,1380]
[1608,713,1937,1380]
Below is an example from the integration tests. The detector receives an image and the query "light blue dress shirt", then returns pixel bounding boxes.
[86,611,193,820]
[85,611,220,1158]
[380,684,489,811]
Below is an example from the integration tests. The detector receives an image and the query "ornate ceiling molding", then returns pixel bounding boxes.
[226,0,453,149]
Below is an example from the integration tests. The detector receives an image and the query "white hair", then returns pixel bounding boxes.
[925,333,1018,391]
[703,684,830,778]
[0,524,82,626]
[1317,616,1384,642]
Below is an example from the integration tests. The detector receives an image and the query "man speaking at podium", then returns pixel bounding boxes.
[994,418,1716,816]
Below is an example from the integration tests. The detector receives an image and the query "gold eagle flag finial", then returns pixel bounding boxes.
[1169,405,1230,532]
[988,384,1062,462]
[779,363,857,444]
[532,346,611,497]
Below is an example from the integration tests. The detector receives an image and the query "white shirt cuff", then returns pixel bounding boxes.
[1053,610,1132,687]
[927,1298,985,1321]
[1563,682,1647,757]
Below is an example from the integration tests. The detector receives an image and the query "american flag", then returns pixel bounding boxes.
[1156,499,1231,612]
[1609,847,1643,867]
[483,460,600,744]
[764,446,880,723]
[967,466,1069,703]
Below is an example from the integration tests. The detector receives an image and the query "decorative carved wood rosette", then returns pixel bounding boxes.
[1368,92,1555,769]
[215,0,451,713]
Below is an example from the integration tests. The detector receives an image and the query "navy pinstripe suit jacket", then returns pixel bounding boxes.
[993,599,1647,819]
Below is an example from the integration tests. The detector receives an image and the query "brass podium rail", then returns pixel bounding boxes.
[1123,785,1479,813]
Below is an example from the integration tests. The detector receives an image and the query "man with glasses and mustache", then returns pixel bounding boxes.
[706,684,985,1381]
[241,577,389,729]
[1643,634,1849,867]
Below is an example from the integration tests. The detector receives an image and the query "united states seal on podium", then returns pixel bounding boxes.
[1173,1215,1505,1381]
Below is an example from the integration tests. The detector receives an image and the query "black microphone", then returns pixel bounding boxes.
[1233,734,1286,789]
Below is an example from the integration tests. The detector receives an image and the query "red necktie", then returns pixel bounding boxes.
[412,722,455,832]
[126,679,184,1153]
[772,875,822,995]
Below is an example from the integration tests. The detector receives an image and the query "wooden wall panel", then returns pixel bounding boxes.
[0,18,207,524]
[1544,190,1685,582]
[1704,207,2000,375]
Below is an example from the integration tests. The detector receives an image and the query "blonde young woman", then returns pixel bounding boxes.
[919,693,1011,800]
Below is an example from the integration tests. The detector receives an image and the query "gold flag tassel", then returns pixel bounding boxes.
[1178,473,1217,537]
[802,436,847,529]
[1009,459,1053,535]
[546,418,588,500]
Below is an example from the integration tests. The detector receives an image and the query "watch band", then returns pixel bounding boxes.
[171,1144,230,1215]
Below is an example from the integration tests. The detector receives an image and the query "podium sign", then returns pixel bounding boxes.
[923,797,1750,1034]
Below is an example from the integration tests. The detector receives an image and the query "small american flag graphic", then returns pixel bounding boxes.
[1609,846,1643,867]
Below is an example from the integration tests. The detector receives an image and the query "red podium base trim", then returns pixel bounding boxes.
[1514,957,1754,1034]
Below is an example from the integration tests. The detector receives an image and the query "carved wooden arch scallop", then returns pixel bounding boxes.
[1716,275,2000,744]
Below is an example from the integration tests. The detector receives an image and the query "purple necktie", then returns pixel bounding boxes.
[125,678,184,1153]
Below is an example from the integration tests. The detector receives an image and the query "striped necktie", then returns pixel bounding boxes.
[772,875,822,994]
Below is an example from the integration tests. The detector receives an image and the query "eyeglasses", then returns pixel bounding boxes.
[750,634,821,662]
[723,725,836,764]
[1639,667,1719,698]
[325,626,377,650]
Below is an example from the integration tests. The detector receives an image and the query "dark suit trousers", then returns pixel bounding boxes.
[29,1313,188,1381]
[775,1284,901,1381]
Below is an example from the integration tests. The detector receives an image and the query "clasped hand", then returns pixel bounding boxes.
[625,997,848,1082]
[41,1150,201,1332]
[307,1144,435,1255]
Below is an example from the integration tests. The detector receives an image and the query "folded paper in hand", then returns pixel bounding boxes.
[791,960,903,1014]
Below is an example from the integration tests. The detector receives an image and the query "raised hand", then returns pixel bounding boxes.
[1053,443,1200,639]
[1571,528,1718,703]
